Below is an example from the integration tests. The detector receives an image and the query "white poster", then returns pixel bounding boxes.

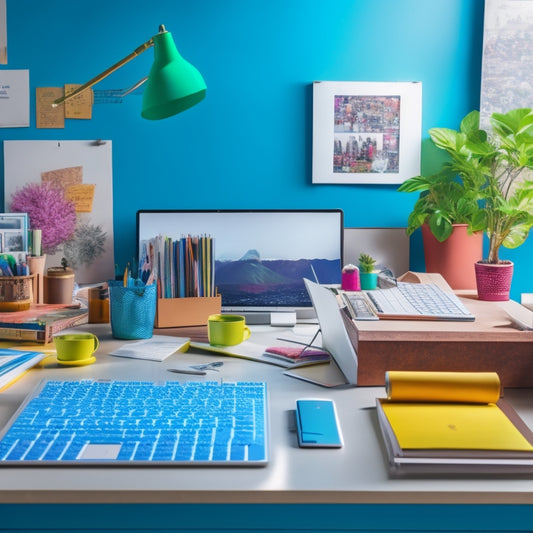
[480,0,533,127]
[0,70,29,127]
[4,140,115,284]
[0,0,6,64]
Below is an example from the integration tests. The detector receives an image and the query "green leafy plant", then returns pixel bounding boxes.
[358,253,376,273]
[429,108,533,263]
[399,108,533,263]
[398,114,486,242]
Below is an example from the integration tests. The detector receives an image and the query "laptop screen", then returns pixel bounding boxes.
[137,209,343,312]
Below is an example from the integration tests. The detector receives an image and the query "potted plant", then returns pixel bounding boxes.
[358,253,378,290]
[398,114,486,290]
[427,108,533,300]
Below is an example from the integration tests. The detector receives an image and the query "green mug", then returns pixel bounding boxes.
[208,314,251,346]
[54,333,99,365]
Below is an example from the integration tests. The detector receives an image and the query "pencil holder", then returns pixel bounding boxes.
[28,255,46,304]
[88,284,110,323]
[109,280,156,339]
[0,275,34,312]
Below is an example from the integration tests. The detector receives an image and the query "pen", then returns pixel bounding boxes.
[167,368,206,376]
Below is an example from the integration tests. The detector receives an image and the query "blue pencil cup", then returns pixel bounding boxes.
[109,280,156,339]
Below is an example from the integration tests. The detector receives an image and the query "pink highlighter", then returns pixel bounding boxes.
[341,264,361,291]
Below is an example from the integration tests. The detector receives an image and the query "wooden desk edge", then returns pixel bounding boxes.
[2,489,533,505]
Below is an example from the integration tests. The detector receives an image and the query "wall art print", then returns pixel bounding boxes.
[4,140,114,284]
[312,81,422,185]
[480,0,533,129]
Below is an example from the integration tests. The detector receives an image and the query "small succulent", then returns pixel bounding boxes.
[358,253,377,273]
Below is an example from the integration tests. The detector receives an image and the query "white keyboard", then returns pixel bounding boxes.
[363,282,475,321]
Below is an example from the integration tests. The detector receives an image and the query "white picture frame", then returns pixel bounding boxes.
[312,81,422,184]
[0,213,28,253]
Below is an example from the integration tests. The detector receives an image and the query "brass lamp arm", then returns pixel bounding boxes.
[52,39,154,107]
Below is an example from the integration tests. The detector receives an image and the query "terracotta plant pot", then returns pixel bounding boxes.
[474,260,513,301]
[421,224,483,290]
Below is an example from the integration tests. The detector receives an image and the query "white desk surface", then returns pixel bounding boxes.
[1,323,533,505]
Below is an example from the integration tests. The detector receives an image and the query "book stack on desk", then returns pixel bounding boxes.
[376,371,533,476]
[0,303,88,343]
[0,348,46,391]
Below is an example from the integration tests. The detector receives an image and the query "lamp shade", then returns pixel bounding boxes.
[141,30,206,120]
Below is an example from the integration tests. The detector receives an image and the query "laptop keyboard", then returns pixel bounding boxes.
[364,282,474,321]
[0,380,268,466]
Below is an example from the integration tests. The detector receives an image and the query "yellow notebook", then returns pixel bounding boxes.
[379,371,533,452]
[380,401,533,451]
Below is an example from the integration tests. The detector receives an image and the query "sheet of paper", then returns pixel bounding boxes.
[0,70,29,127]
[0,0,6,64]
[41,165,83,187]
[36,87,64,129]
[189,340,327,369]
[4,141,115,284]
[65,183,95,212]
[110,335,190,362]
[64,84,93,119]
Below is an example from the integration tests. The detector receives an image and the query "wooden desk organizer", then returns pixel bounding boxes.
[155,296,221,328]
[0,275,35,312]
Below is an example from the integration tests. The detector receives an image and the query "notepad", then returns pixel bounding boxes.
[375,371,533,475]
[110,335,190,362]
[380,401,533,451]
[0,349,46,391]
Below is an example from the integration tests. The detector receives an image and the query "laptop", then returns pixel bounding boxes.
[302,279,358,385]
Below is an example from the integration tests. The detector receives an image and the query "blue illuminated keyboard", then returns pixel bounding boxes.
[0,380,268,466]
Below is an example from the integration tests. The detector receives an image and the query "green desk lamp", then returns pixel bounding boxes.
[52,25,206,120]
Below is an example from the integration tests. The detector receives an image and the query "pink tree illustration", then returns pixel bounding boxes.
[10,182,77,254]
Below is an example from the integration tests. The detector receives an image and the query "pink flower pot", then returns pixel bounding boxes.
[474,261,513,301]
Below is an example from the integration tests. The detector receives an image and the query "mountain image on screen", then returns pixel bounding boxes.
[216,249,340,307]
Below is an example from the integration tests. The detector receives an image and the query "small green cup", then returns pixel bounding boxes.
[208,314,251,346]
[54,333,99,364]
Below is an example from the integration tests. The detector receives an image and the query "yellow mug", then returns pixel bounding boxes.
[207,314,251,346]
[54,333,99,366]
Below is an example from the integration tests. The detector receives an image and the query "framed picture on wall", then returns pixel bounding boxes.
[0,213,28,252]
[312,81,422,185]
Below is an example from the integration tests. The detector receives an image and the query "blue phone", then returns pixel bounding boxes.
[295,399,343,448]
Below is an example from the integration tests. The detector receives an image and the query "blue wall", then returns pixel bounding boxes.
[1,0,530,299]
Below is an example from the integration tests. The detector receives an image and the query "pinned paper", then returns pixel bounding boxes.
[36,87,65,129]
[65,183,95,213]
[0,70,29,127]
[64,84,93,119]
[41,166,83,188]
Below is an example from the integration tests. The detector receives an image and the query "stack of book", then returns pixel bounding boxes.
[376,371,533,475]
[0,303,88,343]
[0,348,46,391]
